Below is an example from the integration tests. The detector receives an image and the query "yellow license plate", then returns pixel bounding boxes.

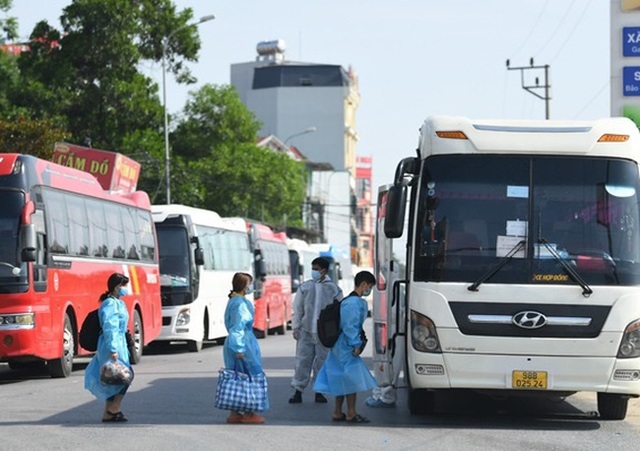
[512,370,547,389]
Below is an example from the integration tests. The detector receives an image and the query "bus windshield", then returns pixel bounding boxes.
[414,155,640,287]
[0,190,27,286]
[156,225,192,305]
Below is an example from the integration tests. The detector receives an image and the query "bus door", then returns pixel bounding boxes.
[373,185,405,388]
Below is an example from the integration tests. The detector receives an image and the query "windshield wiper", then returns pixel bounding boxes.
[538,237,592,297]
[468,239,525,292]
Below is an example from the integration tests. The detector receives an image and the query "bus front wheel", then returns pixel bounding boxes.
[48,313,74,378]
[188,313,207,352]
[408,388,435,416]
[129,309,144,364]
[597,392,630,420]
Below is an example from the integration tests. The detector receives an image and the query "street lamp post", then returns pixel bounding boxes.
[162,14,215,204]
[283,126,317,145]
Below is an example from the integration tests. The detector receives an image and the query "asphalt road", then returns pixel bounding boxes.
[1,319,639,450]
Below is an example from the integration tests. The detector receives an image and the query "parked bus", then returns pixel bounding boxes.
[151,205,253,351]
[377,116,640,420]
[311,243,354,295]
[0,154,161,377]
[287,238,319,293]
[247,221,291,338]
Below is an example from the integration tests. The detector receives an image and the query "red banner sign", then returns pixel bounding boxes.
[52,142,141,193]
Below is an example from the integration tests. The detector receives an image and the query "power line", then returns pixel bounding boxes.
[534,0,579,56]
[509,0,551,60]
[572,80,609,119]
[549,0,594,64]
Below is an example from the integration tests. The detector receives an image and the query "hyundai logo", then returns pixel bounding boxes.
[512,311,548,329]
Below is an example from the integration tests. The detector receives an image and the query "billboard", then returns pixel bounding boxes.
[52,142,141,194]
[612,2,640,127]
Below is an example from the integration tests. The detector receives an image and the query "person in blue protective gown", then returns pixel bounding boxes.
[84,273,133,422]
[314,271,377,424]
[223,272,269,424]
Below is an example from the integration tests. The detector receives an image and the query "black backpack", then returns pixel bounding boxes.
[79,309,101,352]
[317,299,342,348]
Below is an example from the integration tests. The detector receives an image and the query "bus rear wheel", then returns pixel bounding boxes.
[48,313,74,378]
[597,393,630,420]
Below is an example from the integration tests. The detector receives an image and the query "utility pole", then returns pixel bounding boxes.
[506,58,551,119]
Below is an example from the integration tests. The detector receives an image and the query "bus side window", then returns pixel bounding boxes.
[127,245,140,260]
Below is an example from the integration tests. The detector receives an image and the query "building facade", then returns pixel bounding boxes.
[231,39,361,253]
[355,156,374,268]
[231,39,360,177]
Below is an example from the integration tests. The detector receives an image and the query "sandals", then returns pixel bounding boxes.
[226,413,244,424]
[332,413,346,422]
[346,414,370,424]
[102,411,128,423]
[240,413,265,424]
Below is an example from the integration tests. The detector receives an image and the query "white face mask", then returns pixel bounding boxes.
[362,287,372,297]
[311,270,322,281]
[245,283,254,295]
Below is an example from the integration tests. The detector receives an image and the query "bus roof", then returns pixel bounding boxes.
[151,205,249,234]
[419,116,640,160]
[220,217,247,233]
[310,243,350,258]
[152,204,222,225]
[0,154,150,208]
[287,237,315,252]
[247,221,287,244]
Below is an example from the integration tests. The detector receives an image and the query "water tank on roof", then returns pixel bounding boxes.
[256,39,286,56]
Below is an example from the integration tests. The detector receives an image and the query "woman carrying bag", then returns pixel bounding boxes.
[84,273,134,422]
[217,272,269,424]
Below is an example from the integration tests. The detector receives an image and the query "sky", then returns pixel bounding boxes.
[6,0,611,198]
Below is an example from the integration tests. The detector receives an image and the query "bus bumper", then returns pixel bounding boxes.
[408,353,640,395]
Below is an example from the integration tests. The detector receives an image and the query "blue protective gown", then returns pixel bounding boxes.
[84,296,131,400]
[223,295,266,378]
[313,295,377,396]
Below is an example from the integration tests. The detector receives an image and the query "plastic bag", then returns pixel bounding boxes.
[100,359,134,386]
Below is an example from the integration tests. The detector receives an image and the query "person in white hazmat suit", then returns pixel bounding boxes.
[289,257,343,403]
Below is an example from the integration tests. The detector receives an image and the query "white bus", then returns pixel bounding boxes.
[376,116,640,420]
[311,243,354,295]
[151,205,253,351]
[287,237,319,294]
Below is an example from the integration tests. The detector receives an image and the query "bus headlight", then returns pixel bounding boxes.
[617,318,640,358]
[0,313,35,329]
[176,308,191,326]
[411,310,441,353]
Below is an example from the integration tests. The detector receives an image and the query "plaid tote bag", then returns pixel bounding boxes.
[215,361,269,412]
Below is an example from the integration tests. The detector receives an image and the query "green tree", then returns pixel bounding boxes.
[0,0,19,117]
[172,84,262,160]
[0,0,17,41]
[0,117,68,159]
[9,4,185,143]
[7,0,208,200]
[172,84,307,226]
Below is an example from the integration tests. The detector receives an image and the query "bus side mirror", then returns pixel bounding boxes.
[384,185,407,238]
[258,260,267,281]
[194,247,204,266]
[21,224,37,262]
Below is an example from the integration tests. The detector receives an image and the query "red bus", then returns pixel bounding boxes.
[0,154,161,377]
[247,221,291,338]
